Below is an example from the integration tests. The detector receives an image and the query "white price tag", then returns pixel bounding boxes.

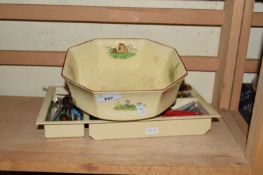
[145,127,159,135]
[96,93,122,103]
[136,103,147,117]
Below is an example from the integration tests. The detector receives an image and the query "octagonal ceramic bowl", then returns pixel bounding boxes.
[62,38,187,121]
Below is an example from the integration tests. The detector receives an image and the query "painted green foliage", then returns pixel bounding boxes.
[114,100,137,111]
[108,43,137,59]
[169,64,176,82]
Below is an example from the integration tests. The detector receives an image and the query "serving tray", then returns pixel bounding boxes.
[36,86,220,139]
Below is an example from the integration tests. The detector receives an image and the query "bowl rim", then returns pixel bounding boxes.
[61,38,187,93]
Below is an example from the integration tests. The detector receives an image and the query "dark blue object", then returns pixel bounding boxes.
[239,83,255,124]
[71,105,84,120]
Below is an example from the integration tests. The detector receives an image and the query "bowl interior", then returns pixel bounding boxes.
[62,39,186,91]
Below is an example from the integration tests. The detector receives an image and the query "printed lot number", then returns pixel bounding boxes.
[145,127,159,135]
[96,94,122,103]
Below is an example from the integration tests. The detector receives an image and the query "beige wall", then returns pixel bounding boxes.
[0,0,262,103]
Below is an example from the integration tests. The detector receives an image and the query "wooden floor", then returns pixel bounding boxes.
[0,96,250,175]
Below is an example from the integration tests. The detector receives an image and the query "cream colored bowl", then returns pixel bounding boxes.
[62,38,187,121]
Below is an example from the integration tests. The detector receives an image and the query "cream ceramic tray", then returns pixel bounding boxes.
[62,38,187,121]
[36,86,220,139]
[88,89,220,140]
[36,87,89,138]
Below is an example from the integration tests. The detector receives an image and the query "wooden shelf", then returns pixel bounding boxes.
[0,4,224,25]
[0,96,249,174]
